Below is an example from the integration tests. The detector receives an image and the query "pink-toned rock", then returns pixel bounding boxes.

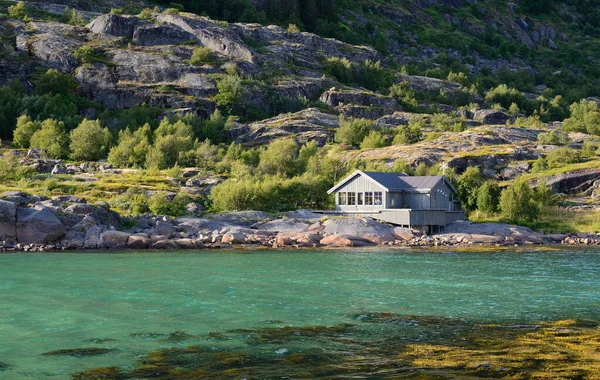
[127,235,150,249]
[319,234,375,247]
[221,232,247,244]
[295,233,321,245]
[394,232,415,241]
[275,234,292,246]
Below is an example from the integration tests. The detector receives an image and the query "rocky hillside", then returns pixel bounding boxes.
[1,0,600,234]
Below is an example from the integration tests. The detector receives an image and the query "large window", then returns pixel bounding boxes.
[338,192,347,205]
[374,192,383,205]
[348,192,356,205]
[365,192,373,205]
[357,192,363,205]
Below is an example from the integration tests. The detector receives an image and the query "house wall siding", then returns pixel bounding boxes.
[335,174,387,212]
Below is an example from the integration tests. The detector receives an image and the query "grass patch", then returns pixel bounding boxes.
[470,207,600,234]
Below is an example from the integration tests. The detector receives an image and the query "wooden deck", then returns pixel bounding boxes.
[315,209,465,228]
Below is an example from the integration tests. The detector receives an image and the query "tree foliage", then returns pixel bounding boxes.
[335,117,373,148]
[29,119,70,159]
[500,176,539,224]
[69,119,112,161]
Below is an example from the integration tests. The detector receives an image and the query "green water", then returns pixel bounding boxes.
[0,248,599,379]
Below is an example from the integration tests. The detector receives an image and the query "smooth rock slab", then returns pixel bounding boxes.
[16,207,65,244]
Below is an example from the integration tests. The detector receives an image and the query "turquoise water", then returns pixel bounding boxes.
[0,248,599,379]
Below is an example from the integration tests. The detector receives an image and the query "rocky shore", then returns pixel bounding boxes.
[0,195,595,253]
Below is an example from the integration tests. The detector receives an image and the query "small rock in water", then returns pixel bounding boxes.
[41,348,116,358]
[0,361,8,370]
[275,348,289,355]
[129,332,166,339]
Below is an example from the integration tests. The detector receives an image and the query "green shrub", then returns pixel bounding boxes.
[514,115,544,129]
[215,74,243,116]
[8,1,27,20]
[457,166,483,213]
[415,162,429,176]
[64,8,85,25]
[190,47,214,65]
[355,60,392,91]
[163,8,180,15]
[335,117,373,147]
[531,157,548,173]
[29,119,69,159]
[210,174,332,212]
[477,181,501,213]
[430,113,466,132]
[108,126,152,168]
[389,82,420,111]
[562,100,600,135]
[146,120,195,169]
[447,71,470,87]
[485,84,528,111]
[149,192,190,216]
[69,119,112,161]
[392,117,424,145]
[546,147,580,168]
[0,153,33,181]
[109,187,149,216]
[194,139,220,170]
[500,176,539,224]
[139,8,155,20]
[391,160,413,175]
[287,24,301,33]
[34,69,78,96]
[323,57,352,83]
[258,138,299,177]
[537,130,568,145]
[360,130,387,149]
[582,140,599,158]
[13,115,39,148]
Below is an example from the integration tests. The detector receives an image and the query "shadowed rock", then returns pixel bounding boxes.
[0,200,17,240]
[16,206,65,244]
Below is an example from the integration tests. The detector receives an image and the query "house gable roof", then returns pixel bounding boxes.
[327,170,457,194]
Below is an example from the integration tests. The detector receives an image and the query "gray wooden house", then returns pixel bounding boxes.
[327,170,464,230]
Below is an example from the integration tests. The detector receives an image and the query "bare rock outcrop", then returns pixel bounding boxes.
[231,108,339,147]
[88,14,144,39]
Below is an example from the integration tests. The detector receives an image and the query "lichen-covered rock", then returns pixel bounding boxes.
[16,206,66,244]
[88,14,144,39]
[320,89,398,110]
[255,219,312,233]
[233,108,339,147]
[133,23,196,46]
[27,22,85,72]
[157,14,255,62]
